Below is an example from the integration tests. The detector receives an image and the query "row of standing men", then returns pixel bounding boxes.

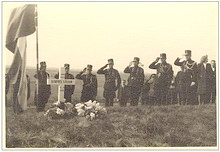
[34,50,216,112]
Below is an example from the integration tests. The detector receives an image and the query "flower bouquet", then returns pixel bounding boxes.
[44,101,76,119]
[75,100,107,121]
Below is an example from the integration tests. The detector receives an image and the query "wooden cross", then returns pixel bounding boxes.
[47,67,75,103]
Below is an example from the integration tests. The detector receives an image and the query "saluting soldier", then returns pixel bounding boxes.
[149,53,173,105]
[124,57,145,106]
[97,59,121,107]
[76,65,97,102]
[174,50,198,104]
[55,64,75,103]
[34,61,51,112]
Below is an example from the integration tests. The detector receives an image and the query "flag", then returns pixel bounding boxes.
[6,4,36,113]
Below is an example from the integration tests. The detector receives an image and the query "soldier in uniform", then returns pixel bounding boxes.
[97,59,121,107]
[124,57,145,106]
[55,64,75,103]
[149,53,173,105]
[76,65,97,102]
[174,50,198,104]
[34,61,51,112]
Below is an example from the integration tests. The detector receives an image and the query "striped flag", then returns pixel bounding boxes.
[6,4,36,113]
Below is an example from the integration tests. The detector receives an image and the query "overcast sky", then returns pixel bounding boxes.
[3,2,218,74]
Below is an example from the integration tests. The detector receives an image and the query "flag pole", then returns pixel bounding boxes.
[35,4,39,110]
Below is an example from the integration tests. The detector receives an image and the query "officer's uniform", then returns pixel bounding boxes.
[124,57,145,106]
[76,65,97,102]
[34,61,51,112]
[97,59,121,106]
[149,53,173,105]
[55,64,75,103]
[174,50,198,104]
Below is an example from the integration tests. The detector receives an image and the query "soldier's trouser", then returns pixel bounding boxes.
[35,93,49,112]
[130,87,141,106]
[188,85,198,105]
[178,92,188,105]
[156,87,168,105]
[149,96,156,106]
[198,93,211,104]
[81,93,95,102]
[119,100,127,107]
[105,98,114,107]
[65,96,72,103]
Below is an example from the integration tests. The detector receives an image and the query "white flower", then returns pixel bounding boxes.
[85,105,92,110]
[65,102,73,107]
[90,112,95,120]
[85,100,94,106]
[77,109,85,116]
[56,108,65,115]
[102,108,107,113]
[44,110,50,116]
[95,105,102,111]
[75,103,84,107]
[95,103,100,107]
[75,103,84,109]
[85,115,90,119]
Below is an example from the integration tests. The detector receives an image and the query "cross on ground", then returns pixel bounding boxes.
[47,67,75,103]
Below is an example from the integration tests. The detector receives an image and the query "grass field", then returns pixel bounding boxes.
[5,68,217,148]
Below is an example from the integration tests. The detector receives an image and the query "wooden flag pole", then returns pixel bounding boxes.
[35,4,39,110]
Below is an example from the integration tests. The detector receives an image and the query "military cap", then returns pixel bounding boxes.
[133,57,140,62]
[87,64,93,70]
[184,50,192,56]
[160,53,167,59]
[40,61,46,66]
[64,63,70,68]
[108,58,114,63]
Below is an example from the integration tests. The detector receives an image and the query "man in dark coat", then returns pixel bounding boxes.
[197,55,213,104]
[124,57,145,106]
[55,64,75,103]
[210,60,216,103]
[76,65,97,102]
[149,53,173,105]
[34,61,51,112]
[97,59,121,107]
[174,50,198,104]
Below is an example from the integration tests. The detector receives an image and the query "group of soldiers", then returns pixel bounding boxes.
[33,50,216,112]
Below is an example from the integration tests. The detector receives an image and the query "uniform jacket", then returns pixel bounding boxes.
[76,72,98,97]
[34,71,51,95]
[149,62,173,84]
[174,58,197,83]
[97,67,121,91]
[124,66,144,88]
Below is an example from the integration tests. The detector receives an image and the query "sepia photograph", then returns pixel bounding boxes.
[2,1,218,150]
